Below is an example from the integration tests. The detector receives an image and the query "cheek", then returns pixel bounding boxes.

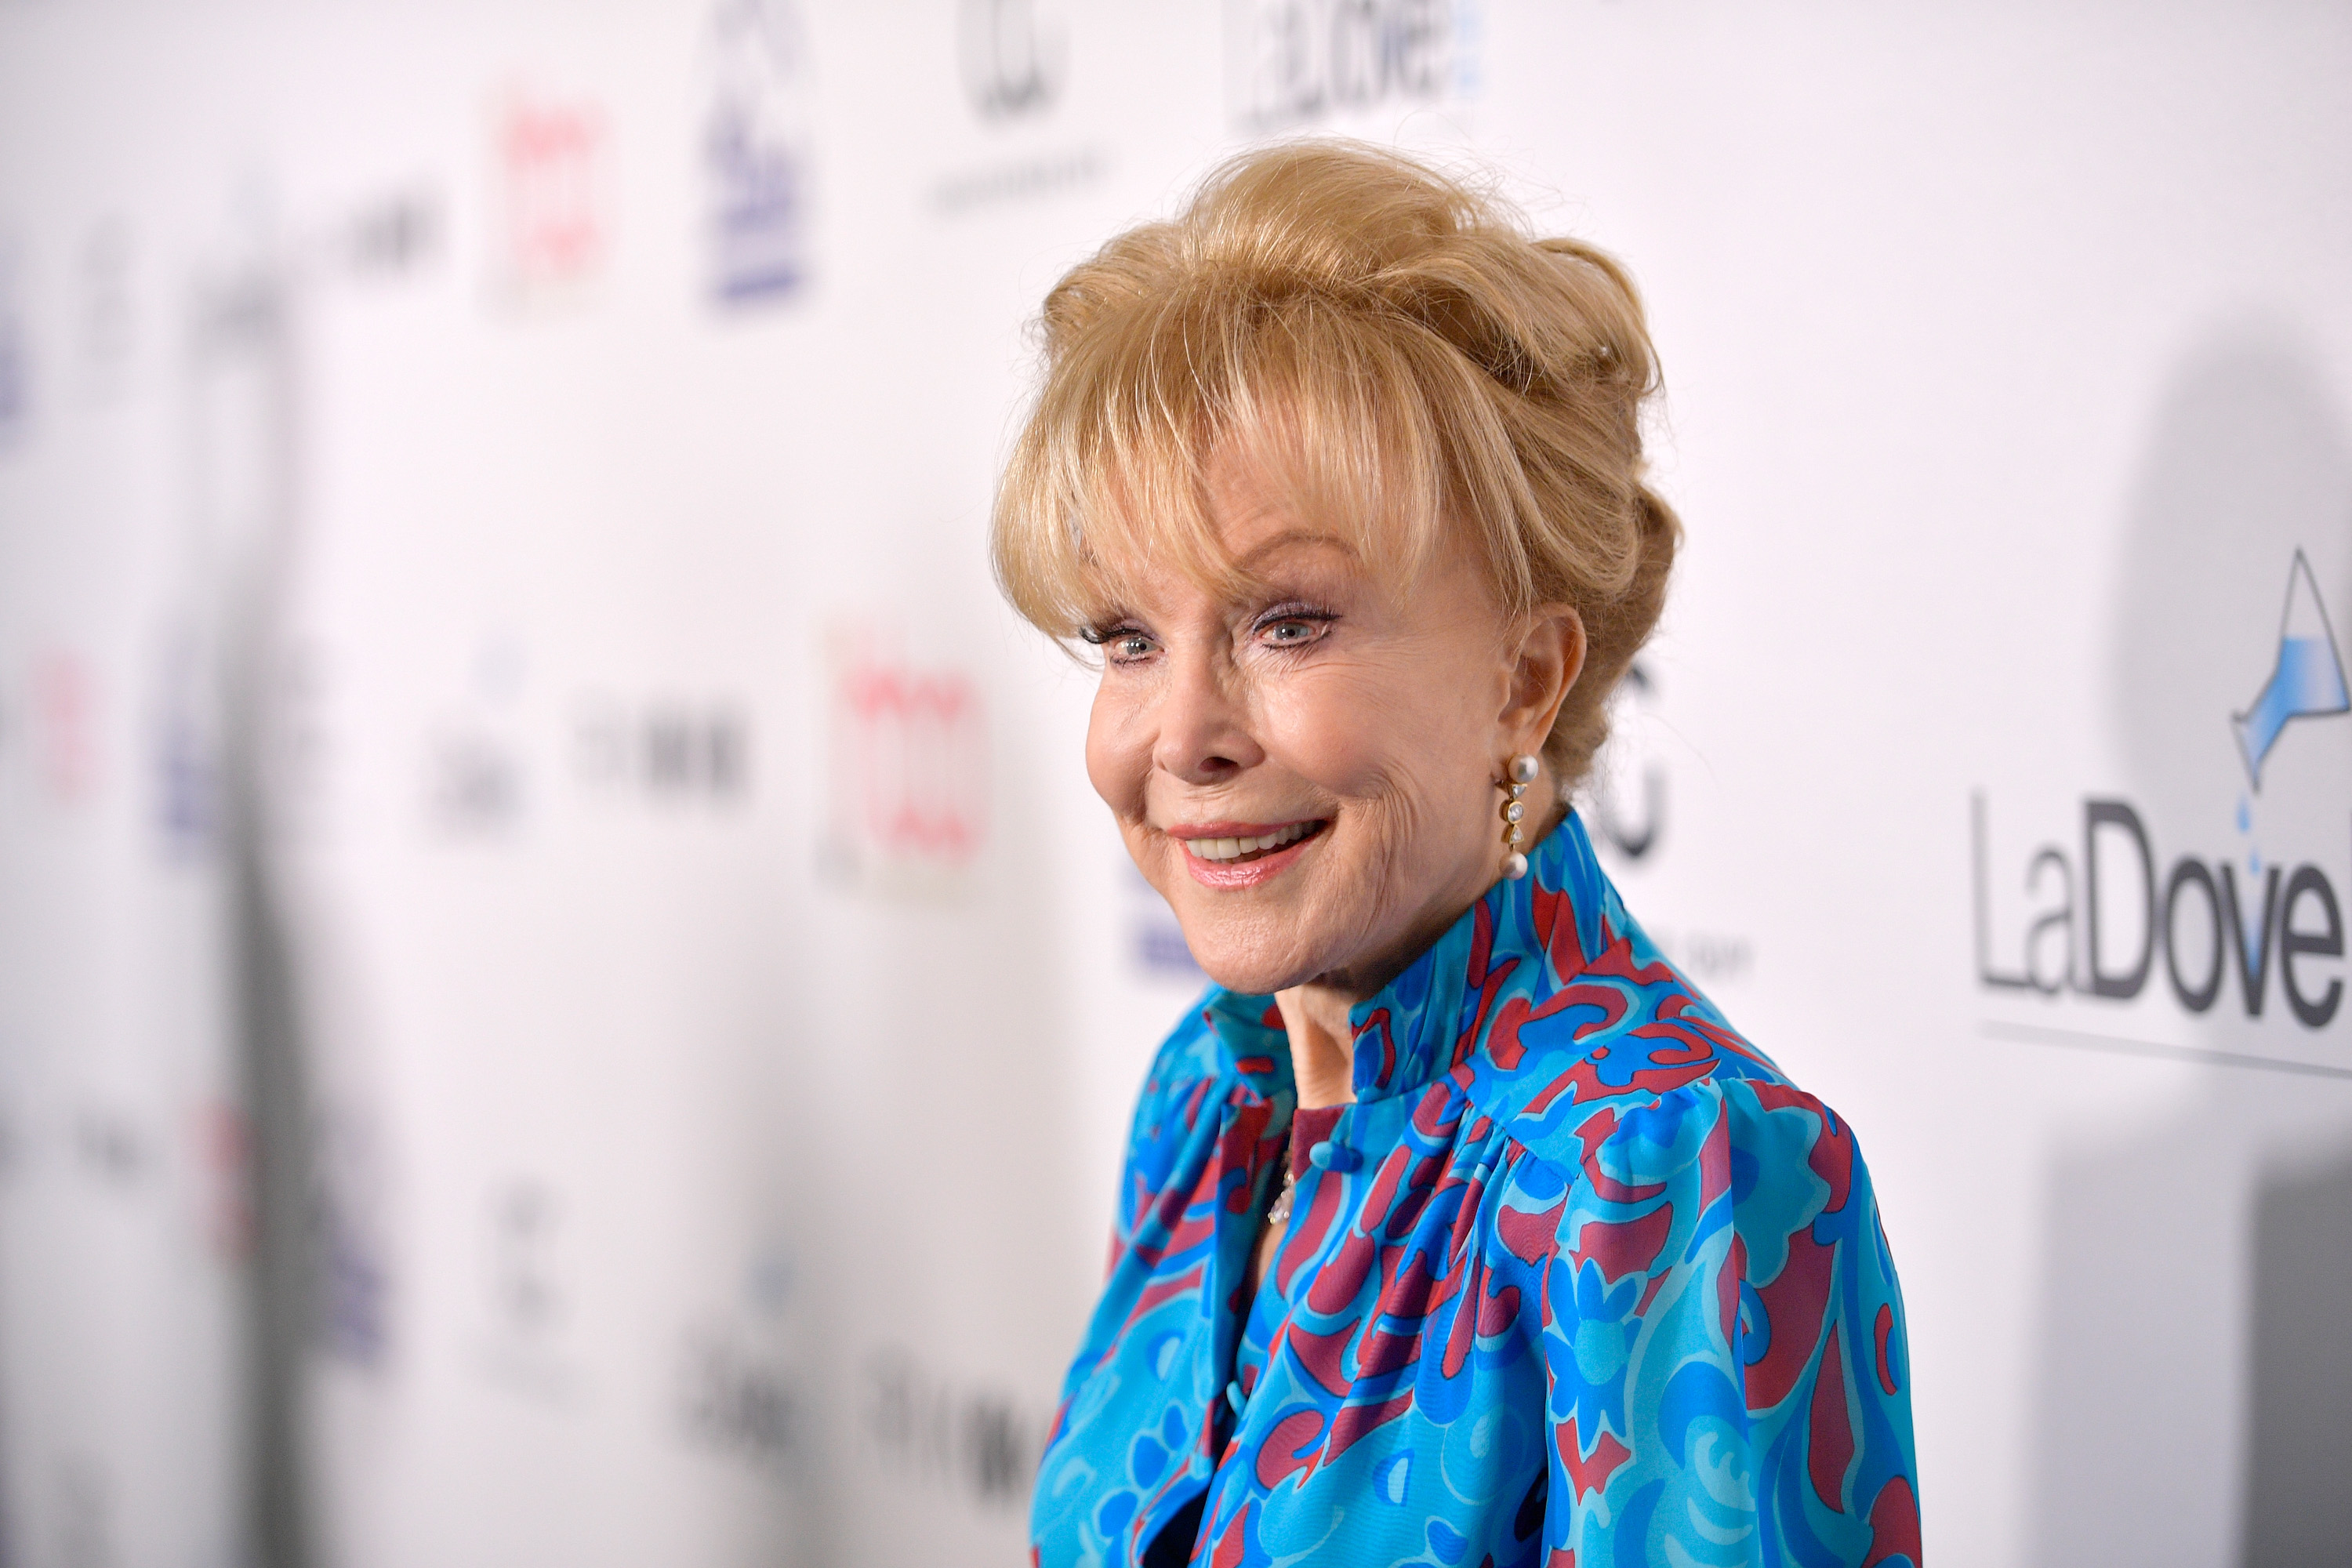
[1083,679,1149,815]
[1261,663,1492,798]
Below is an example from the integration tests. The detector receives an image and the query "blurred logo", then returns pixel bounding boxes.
[426,633,528,837]
[491,1178,563,1338]
[316,1105,394,1367]
[76,219,134,400]
[1586,659,1664,862]
[704,0,815,304]
[332,189,441,281]
[151,626,216,855]
[679,1318,803,1474]
[822,624,989,893]
[1225,0,1477,132]
[575,695,751,804]
[1127,859,1202,982]
[862,1347,1041,1510]
[491,93,608,303]
[427,730,523,831]
[1582,660,1755,987]
[31,650,101,808]
[0,232,26,444]
[192,1098,252,1262]
[933,0,1106,215]
[959,0,1064,119]
[475,1175,581,1403]
[2233,550,2348,790]
[74,1104,151,1186]
[1974,549,2348,1041]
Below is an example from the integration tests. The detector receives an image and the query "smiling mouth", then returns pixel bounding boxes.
[1177,820,1327,863]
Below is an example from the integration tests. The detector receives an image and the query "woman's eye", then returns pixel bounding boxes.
[1258,616,1328,648]
[1111,633,1156,662]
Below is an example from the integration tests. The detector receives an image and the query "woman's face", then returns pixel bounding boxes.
[1084,456,1575,999]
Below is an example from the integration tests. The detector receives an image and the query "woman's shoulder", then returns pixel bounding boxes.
[1458,937,1864,1206]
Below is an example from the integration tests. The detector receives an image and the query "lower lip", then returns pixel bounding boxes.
[1177,826,1325,889]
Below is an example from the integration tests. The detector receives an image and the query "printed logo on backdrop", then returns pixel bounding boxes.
[0,230,28,445]
[960,0,1064,118]
[426,633,529,837]
[932,0,1105,216]
[490,91,609,307]
[75,219,134,403]
[18,1089,247,1267]
[675,1243,807,1477]
[24,650,103,810]
[74,1102,154,1202]
[1975,549,2350,1069]
[574,693,750,805]
[819,621,989,897]
[182,1098,254,1264]
[314,1104,395,1368]
[1581,659,1756,989]
[473,1175,583,1403]
[1225,0,1481,132]
[1586,659,1664,862]
[1127,859,1203,983]
[261,639,335,845]
[862,1347,1044,1511]
[328,190,441,284]
[703,0,815,305]
[151,625,217,857]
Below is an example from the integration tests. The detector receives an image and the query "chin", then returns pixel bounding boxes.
[1175,918,1323,997]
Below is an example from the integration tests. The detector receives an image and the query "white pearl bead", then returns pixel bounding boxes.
[1502,851,1529,880]
[1509,754,1540,785]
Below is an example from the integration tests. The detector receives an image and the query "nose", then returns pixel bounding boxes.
[1150,644,1264,785]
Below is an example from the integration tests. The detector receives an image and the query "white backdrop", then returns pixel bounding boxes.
[1,4,2348,1566]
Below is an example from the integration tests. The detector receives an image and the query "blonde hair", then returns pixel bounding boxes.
[990,139,1679,793]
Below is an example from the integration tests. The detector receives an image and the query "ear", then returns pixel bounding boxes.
[1499,604,1587,757]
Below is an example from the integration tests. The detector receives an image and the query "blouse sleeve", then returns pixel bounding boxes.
[1508,1077,1921,1566]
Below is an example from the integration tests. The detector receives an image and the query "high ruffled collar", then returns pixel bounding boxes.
[1200,810,1617,1105]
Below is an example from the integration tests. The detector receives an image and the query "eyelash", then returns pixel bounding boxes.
[1082,622,1158,663]
[1081,605,1338,665]
[1251,604,1337,650]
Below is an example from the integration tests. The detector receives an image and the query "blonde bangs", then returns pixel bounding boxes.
[996,285,1468,638]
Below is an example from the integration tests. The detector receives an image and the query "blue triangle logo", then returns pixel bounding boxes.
[2233,550,2350,790]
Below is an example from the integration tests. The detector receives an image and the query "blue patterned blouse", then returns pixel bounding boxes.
[1032,813,1920,1567]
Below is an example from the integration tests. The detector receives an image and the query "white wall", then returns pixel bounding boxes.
[0,3,2347,1565]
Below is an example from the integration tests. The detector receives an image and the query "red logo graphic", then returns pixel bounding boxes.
[32,651,100,806]
[495,95,608,296]
[827,630,989,880]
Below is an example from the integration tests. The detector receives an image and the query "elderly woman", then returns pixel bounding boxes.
[993,143,1918,1568]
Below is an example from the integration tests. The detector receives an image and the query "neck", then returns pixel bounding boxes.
[1275,795,1566,1109]
[1272,985,1357,1108]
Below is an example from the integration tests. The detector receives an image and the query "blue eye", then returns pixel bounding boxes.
[1255,610,1333,648]
[1081,620,1156,662]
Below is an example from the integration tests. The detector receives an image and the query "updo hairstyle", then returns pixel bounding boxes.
[991,140,1679,796]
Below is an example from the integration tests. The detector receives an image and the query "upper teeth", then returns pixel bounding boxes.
[1182,822,1314,862]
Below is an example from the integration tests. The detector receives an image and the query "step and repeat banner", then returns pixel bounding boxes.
[0,4,2347,1566]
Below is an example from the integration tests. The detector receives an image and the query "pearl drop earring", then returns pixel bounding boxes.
[1500,753,1538,880]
